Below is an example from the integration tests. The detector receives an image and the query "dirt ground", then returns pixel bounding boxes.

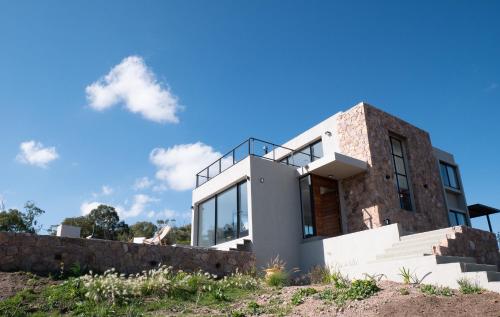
[273,281,500,317]
[1,272,499,316]
[0,272,56,301]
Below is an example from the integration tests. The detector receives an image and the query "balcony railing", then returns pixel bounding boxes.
[195,137,320,187]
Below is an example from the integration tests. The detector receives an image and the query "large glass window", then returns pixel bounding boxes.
[299,176,315,238]
[448,210,466,226]
[440,162,460,190]
[216,187,238,243]
[390,136,413,211]
[198,198,216,247]
[283,140,324,167]
[238,182,249,237]
[197,181,249,246]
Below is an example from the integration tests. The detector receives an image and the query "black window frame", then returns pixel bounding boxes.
[439,162,460,190]
[389,136,413,211]
[279,139,324,167]
[299,174,317,239]
[448,210,467,226]
[196,180,248,246]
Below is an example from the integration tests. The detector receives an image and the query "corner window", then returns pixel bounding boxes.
[440,162,460,190]
[282,140,324,167]
[448,210,466,226]
[390,136,413,211]
[197,181,248,247]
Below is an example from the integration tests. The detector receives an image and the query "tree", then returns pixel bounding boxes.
[0,201,45,234]
[62,216,94,238]
[130,221,158,238]
[88,205,121,240]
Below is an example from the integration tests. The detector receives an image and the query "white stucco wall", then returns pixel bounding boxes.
[299,223,401,271]
[248,156,303,270]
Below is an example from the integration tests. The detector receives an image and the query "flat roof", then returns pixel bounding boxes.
[468,203,500,218]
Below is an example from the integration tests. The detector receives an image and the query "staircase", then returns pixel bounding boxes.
[343,228,500,292]
[213,237,253,252]
[229,239,252,252]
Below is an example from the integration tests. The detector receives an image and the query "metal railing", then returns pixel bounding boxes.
[195,137,320,187]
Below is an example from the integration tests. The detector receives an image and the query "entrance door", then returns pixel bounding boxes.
[299,174,342,238]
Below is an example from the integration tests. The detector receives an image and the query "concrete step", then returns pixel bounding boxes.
[391,236,448,249]
[460,262,498,273]
[435,256,476,264]
[400,228,452,241]
[484,281,500,293]
[376,252,431,261]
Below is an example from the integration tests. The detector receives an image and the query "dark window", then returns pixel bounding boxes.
[197,181,249,247]
[440,162,460,190]
[198,198,216,247]
[285,140,324,167]
[238,182,249,237]
[448,210,466,226]
[390,136,413,211]
[299,175,315,238]
[216,186,238,243]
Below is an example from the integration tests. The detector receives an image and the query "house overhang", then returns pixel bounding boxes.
[298,152,367,179]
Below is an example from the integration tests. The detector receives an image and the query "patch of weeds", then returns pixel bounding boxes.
[291,287,317,306]
[420,284,453,296]
[330,270,350,289]
[309,265,332,284]
[231,310,246,317]
[398,287,410,295]
[399,267,421,285]
[247,300,260,314]
[457,278,483,294]
[266,271,289,288]
[0,289,38,317]
[318,277,380,307]
[261,297,292,317]
[346,279,380,300]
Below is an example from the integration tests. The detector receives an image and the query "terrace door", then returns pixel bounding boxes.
[300,174,342,238]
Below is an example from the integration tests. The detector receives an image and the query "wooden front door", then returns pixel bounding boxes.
[311,175,342,237]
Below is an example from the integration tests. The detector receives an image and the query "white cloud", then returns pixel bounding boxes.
[146,208,191,223]
[117,194,157,219]
[149,142,222,191]
[16,140,59,168]
[101,185,113,196]
[80,201,102,216]
[133,177,153,190]
[86,56,181,123]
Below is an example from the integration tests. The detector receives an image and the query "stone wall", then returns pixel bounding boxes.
[337,103,449,234]
[432,226,500,267]
[0,232,255,276]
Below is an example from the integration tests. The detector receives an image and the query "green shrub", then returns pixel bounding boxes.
[420,284,453,296]
[398,287,410,295]
[290,287,317,305]
[457,278,483,294]
[247,301,260,314]
[346,279,380,300]
[266,271,289,288]
[330,270,350,289]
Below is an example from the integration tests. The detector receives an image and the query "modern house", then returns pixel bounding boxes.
[190,102,499,291]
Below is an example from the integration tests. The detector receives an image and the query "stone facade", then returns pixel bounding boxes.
[432,226,500,267]
[0,232,255,276]
[338,103,449,234]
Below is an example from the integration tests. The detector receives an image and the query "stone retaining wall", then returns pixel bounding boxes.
[0,232,255,276]
[432,226,500,267]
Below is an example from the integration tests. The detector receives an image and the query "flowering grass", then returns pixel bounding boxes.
[0,266,260,317]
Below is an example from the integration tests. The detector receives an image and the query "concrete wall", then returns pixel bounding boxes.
[249,156,303,270]
[299,224,401,271]
[0,232,255,276]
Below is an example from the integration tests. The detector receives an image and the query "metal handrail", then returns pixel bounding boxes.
[195,137,321,187]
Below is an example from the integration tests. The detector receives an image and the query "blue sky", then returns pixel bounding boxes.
[0,1,498,233]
